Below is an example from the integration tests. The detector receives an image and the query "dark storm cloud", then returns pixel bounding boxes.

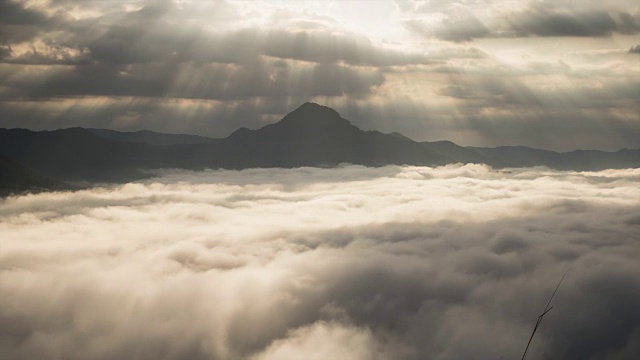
[431,70,640,149]
[407,14,491,42]
[0,46,10,60]
[503,5,638,37]
[403,1,640,41]
[616,10,640,34]
[0,0,47,25]
[261,30,433,66]
[437,71,640,108]
[78,22,434,71]
[0,0,51,44]
[0,0,431,102]
[1,165,639,359]
[4,59,383,100]
[0,0,432,67]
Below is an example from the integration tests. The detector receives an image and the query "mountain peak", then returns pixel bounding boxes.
[296,102,332,111]
[278,102,350,128]
[291,102,342,117]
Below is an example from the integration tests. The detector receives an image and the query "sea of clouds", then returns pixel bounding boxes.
[1,164,639,360]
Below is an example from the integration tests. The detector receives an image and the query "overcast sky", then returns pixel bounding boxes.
[0,0,639,150]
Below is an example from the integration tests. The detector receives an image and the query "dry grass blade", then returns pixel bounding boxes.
[521,269,571,360]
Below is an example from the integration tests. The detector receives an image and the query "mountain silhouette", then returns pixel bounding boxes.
[87,128,215,146]
[223,102,451,167]
[1,102,638,185]
[0,153,69,196]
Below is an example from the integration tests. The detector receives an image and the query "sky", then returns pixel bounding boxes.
[0,0,639,150]
[2,164,640,359]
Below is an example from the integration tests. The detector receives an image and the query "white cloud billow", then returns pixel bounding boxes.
[1,164,639,359]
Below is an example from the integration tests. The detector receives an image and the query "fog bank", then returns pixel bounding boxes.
[1,164,639,359]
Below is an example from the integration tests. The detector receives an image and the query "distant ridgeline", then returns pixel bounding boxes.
[0,153,70,196]
[1,103,639,191]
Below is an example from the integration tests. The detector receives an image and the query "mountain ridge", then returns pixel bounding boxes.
[0,153,70,196]
[1,103,639,186]
[87,128,215,146]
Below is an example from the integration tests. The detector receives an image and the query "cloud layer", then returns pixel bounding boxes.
[1,164,640,359]
[402,0,640,41]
